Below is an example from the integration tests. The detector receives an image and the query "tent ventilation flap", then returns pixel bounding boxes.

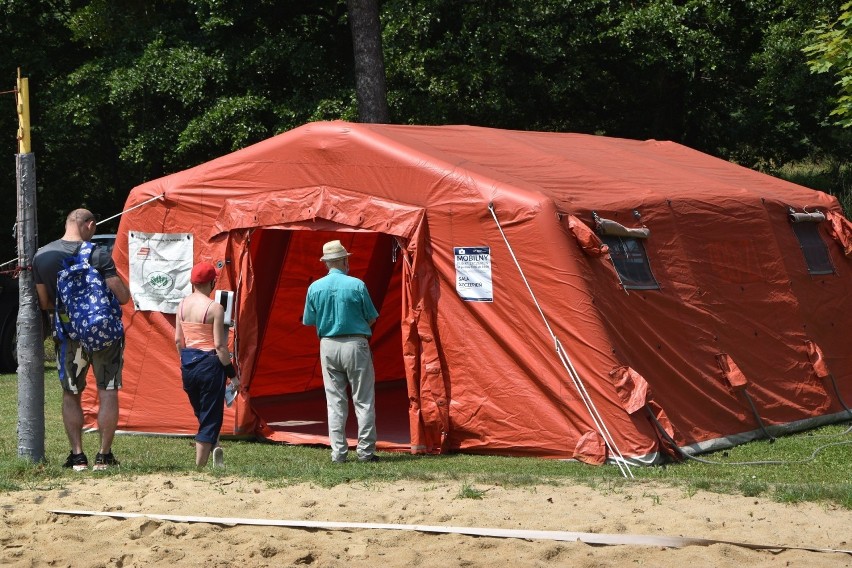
[594,216,650,239]
[788,209,826,223]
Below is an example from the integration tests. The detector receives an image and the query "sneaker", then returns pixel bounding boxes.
[331,455,348,464]
[212,447,224,468]
[63,451,88,471]
[358,455,380,463]
[92,452,120,471]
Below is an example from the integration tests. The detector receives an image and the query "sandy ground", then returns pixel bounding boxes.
[0,472,850,567]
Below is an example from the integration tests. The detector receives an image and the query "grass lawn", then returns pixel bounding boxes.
[1,356,850,508]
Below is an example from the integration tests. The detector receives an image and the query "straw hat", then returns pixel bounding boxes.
[320,240,351,261]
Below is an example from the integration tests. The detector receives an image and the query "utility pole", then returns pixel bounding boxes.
[16,68,45,462]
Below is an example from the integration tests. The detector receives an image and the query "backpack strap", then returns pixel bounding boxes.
[54,309,69,380]
[77,240,94,263]
[54,241,87,314]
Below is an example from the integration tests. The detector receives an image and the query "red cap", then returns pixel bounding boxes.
[190,262,218,285]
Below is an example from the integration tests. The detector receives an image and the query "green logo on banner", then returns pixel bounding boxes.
[148,272,174,290]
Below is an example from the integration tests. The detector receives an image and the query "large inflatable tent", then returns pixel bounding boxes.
[82,121,852,464]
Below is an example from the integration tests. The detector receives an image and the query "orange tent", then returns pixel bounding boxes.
[83,121,852,464]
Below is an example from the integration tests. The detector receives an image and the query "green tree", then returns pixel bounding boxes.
[381,0,848,168]
[2,1,357,258]
[2,0,851,263]
[1,0,87,260]
[804,1,852,127]
[60,0,356,181]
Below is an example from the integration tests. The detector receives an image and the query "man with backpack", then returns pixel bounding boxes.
[33,209,131,471]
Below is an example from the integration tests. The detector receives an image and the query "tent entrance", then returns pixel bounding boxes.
[251,381,411,448]
[245,228,412,450]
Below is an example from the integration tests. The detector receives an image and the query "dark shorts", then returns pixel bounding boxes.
[180,348,226,444]
[55,337,124,394]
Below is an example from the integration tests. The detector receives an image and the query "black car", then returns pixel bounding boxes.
[0,273,18,372]
[0,234,117,373]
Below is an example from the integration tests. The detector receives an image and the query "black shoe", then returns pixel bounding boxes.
[93,452,120,471]
[63,451,88,471]
[358,455,380,463]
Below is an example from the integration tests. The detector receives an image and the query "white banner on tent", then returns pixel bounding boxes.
[454,246,493,302]
[129,232,194,313]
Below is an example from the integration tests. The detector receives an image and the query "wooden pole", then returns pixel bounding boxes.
[16,68,45,462]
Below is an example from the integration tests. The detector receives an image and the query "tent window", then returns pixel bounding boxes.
[600,235,659,289]
[791,222,834,275]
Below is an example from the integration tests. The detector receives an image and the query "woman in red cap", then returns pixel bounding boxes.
[174,261,238,468]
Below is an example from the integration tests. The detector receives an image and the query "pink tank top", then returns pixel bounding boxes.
[181,301,216,350]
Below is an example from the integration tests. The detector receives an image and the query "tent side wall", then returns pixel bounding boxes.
[82,196,258,438]
[563,191,852,451]
[415,192,662,460]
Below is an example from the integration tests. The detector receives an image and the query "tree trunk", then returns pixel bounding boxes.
[347,0,390,123]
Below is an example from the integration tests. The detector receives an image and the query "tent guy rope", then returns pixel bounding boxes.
[95,192,166,226]
[0,192,167,270]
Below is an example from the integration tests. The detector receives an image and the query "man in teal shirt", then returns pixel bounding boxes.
[303,240,379,463]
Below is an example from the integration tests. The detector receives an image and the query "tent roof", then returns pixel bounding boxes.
[324,123,827,209]
[137,121,833,217]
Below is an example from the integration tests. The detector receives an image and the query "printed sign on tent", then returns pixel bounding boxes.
[129,232,194,313]
[454,246,493,302]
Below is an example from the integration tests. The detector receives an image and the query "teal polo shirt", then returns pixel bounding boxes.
[303,268,379,338]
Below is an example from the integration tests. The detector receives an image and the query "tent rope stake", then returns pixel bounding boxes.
[741,389,776,442]
[487,203,634,478]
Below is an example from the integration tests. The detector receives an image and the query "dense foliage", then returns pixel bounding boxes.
[805,1,852,127]
[1,0,850,261]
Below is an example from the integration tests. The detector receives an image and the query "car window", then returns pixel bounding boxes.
[92,234,116,254]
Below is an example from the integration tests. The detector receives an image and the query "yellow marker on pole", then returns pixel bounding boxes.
[17,68,31,154]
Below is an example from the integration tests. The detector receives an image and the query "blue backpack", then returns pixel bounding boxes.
[54,241,123,352]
